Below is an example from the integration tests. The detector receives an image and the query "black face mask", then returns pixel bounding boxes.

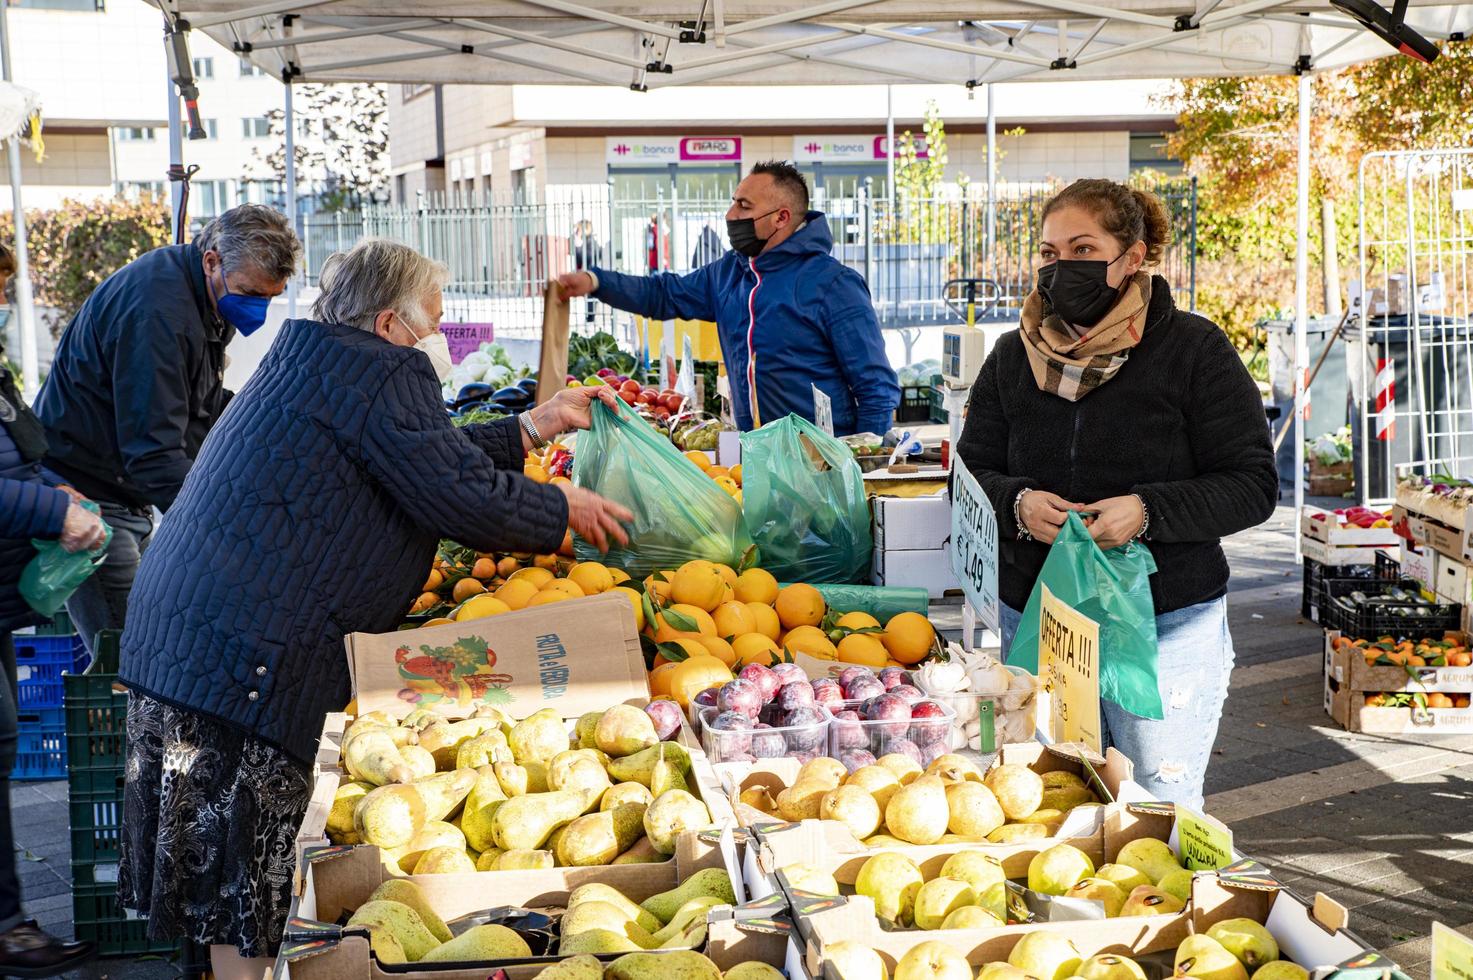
[1036,253,1130,328]
[726,209,781,258]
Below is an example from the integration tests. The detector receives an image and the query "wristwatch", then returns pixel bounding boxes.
[520,412,548,450]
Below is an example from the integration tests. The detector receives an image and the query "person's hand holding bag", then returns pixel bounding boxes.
[1084,494,1146,550]
[554,483,633,553]
[1018,489,1086,544]
[59,500,107,553]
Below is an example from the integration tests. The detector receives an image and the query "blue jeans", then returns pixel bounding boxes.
[999,596,1235,811]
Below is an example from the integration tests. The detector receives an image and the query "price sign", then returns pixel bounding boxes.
[440,322,496,364]
[812,385,834,435]
[949,464,999,630]
[1174,805,1235,870]
[1039,584,1103,754]
[1434,923,1473,980]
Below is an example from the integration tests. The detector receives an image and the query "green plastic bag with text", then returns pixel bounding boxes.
[572,398,753,576]
[1007,512,1163,720]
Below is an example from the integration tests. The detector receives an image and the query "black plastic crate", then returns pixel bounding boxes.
[1323,577,1462,639]
[895,385,931,424]
[1375,550,1403,582]
[928,386,949,425]
[1302,559,1377,623]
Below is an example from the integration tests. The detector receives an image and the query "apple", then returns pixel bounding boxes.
[596,368,615,377]
[637,390,659,405]
[618,390,638,405]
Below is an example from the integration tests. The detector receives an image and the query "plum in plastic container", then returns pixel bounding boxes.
[823,695,956,770]
[698,704,830,765]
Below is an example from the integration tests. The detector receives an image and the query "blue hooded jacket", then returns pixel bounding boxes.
[591,211,899,436]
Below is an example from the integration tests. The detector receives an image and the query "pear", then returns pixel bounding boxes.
[351,709,401,730]
[1175,935,1250,980]
[397,821,467,873]
[940,851,1006,893]
[1019,808,1066,832]
[595,704,660,757]
[532,955,604,980]
[855,852,924,927]
[927,753,985,783]
[1028,843,1095,896]
[983,764,1044,820]
[608,743,691,787]
[649,896,724,946]
[354,784,427,849]
[940,906,1004,929]
[495,760,548,797]
[605,950,722,980]
[846,765,902,811]
[412,845,475,874]
[863,834,907,847]
[1040,785,1097,812]
[825,941,890,980]
[978,965,1038,980]
[456,731,513,769]
[643,789,710,854]
[569,883,663,934]
[1065,877,1127,916]
[496,848,554,870]
[777,779,831,822]
[421,719,490,770]
[820,785,882,840]
[414,769,478,822]
[602,782,655,811]
[1251,965,1309,980]
[1159,867,1194,904]
[1115,837,1182,884]
[556,803,647,866]
[1095,863,1151,894]
[345,900,440,961]
[475,848,503,871]
[505,708,569,765]
[1119,884,1186,917]
[885,773,950,845]
[560,929,645,956]
[460,767,508,852]
[639,868,734,924]
[988,823,1049,843]
[549,757,611,810]
[613,837,667,864]
[366,879,452,943]
[561,901,658,948]
[1008,929,1083,980]
[1207,918,1281,970]
[799,756,848,786]
[945,781,1006,839]
[1079,955,1148,980]
[419,923,531,963]
[913,876,977,930]
[780,863,840,897]
[343,728,416,785]
[738,786,779,816]
[327,780,372,845]
[1041,770,1087,790]
[724,964,787,980]
[650,756,691,798]
[877,753,923,784]
[399,744,436,780]
[895,941,974,980]
[575,711,603,748]
[490,790,587,851]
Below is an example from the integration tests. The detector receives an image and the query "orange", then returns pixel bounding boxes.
[644,572,674,602]
[454,594,512,622]
[523,464,550,484]
[713,601,757,638]
[684,450,713,472]
[746,602,782,641]
[550,476,572,486]
[784,625,837,660]
[648,662,679,698]
[423,568,445,592]
[452,577,486,603]
[494,578,540,611]
[422,617,454,628]
[734,568,779,605]
[511,567,556,589]
[707,466,730,480]
[698,635,738,667]
[712,564,738,588]
[671,562,727,612]
[409,592,439,614]
[837,633,889,667]
[471,557,498,580]
[836,611,881,632]
[733,633,785,667]
[1427,692,1455,709]
[714,477,740,496]
[653,604,718,642]
[775,583,826,630]
[667,654,733,708]
[614,586,646,632]
[535,553,560,571]
[730,464,742,486]
[527,590,569,607]
[609,568,632,585]
[495,556,520,578]
[882,612,937,665]
[568,562,614,596]
[542,579,586,599]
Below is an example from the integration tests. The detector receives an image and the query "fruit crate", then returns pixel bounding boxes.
[1302,559,1377,623]
[895,385,931,424]
[14,706,66,780]
[72,880,177,958]
[63,670,128,773]
[1324,577,1463,639]
[14,632,89,710]
[69,776,127,866]
[928,385,949,425]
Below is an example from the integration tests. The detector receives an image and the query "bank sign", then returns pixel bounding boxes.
[606,136,742,164]
[792,135,929,162]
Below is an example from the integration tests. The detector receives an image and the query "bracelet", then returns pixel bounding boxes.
[519,412,548,450]
[1014,488,1034,541]
[1134,493,1150,541]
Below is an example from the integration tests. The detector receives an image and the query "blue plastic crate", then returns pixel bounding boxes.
[15,707,65,780]
[14,634,89,710]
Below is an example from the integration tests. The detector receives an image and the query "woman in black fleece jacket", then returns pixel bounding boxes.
[958,179,1278,807]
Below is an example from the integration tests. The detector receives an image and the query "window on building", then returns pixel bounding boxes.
[1129,131,1183,176]
[395,173,407,205]
[116,127,156,142]
[120,181,164,200]
[193,180,231,218]
[239,179,284,207]
[239,58,265,78]
[400,83,432,102]
[10,0,105,10]
[242,116,271,139]
[201,119,219,140]
[192,56,214,79]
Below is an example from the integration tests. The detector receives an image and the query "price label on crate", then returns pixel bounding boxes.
[1433,922,1473,980]
[1173,805,1235,870]
[812,385,834,436]
[1039,584,1102,755]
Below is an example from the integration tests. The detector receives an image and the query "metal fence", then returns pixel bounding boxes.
[300,178,1196,341]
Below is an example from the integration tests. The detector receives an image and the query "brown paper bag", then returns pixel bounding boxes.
[536,280,571,407]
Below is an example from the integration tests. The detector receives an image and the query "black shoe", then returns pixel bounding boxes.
[0,921,95,978]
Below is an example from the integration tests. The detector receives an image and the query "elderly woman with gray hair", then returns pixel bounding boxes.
[116,238,631,979]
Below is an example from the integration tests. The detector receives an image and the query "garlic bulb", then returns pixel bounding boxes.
[966,657,1013,697]
[916,661,969,695]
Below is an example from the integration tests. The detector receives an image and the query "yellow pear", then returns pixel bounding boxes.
[419,924,533,963]
[366,879,451,943]
[344,900,440,961]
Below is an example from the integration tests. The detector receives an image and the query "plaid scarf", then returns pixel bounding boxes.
[1019,272,1152,401]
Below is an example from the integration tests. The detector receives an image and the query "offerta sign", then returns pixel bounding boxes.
[1039,584,1103,755]
[949,464,999,629]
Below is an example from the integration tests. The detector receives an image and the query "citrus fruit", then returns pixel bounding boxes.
[452,577,487,603]
[494,578,539,611]
[668,654,732,708]
[697,635,737,667]
[409,592,439,614]
[527,590,569,607]
[568,562,614,596]
[523,464,550,484]
[653,604,718,642]
[454,594,512,622]
[775,583,826,630]
[784,625,838,660]
[671,562,726,612]
[732,633,784,667]
[471,557,498,580]
[644,572,674,602]
[837,633,889,667]
[535,552,561,570]
[836,611,881,632]
[422,617,454,628]
[712,564,738,588]
[510,567,556,589]
[730,464,743,485]
[614,586,645,631]
[707,465,730,480]
[495,556,520,578]
[423,568,445,592]
[542,579,586,599]
[684,450,713,472]
[746,602,782,641]
[713,601,758,638]
[714,477,739,496]
[609,568,632,585]
[648,662,679,698]
[882,612,937,665]
[734,568,779,605]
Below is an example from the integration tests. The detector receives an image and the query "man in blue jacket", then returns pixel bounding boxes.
[559,161,899,435]
[34,205,299,655]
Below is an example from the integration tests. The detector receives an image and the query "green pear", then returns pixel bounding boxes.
[940,906,1004,929]
[776,779,831,822]
[548,757,611,810]
[1251,964,1309,980]
[397,821,467,873]
[608,742,691,786]
[1207,918,1280,970]
[354,784,427,849]
[494,760,550,797]
[604,950,722,980]
[885,773,950,845]
[595,705,660,757]
[561,901,658,948]
[1041,770,1086,790]
[724,964,787,980]
[556,803,647,866]
[863,834,906,847]
[1040,785,1098,812]
[820,785,882,840]
[421,719,491,770]
[1027,843,1095,896]
[988,823,1049,843]
[1078,954,1147,980]
[414,769,478,822]
[475,848,503,871]
[1175,935,1249,980]
[490,790,587,851]
[913,876,978,930]
[531,955,604,980]
[643,789,710,854]
[650,756,691,798]
[1115,837,1182,884]
[649,896,724,946]
[847,765,902,811]
[508,708,570,765]
[559,928,645,956]
[602,782,655,811]
[345,900,440,961]
[639,868,734,924]
[460,767,508,852]
[876,753,923,784]
[946,781,1007,839]
[1064,877,1127,916]
[983,764,1044,819]
[780,863,840,897]
[419,923,532,963]
[456,731,513,769]
[412,845,475,874]
[896,941,974,980]
[1095,863,1151,894]
[575,711,603,748]
[569,883,663,934]
[1159,867,1194,904]
[367,879,452,943]
[927,753,985,783]
[1019,808,1066,832]
[496,848,554,870]
[940,851,1006,893]
[327,780,372,845]
[1009,930,1083,980]
[825,942,890,980]
[399,744,436,780]
[613,837,667,864]
[855,852,924,927]
[398,707,441,730]
[978,965,1039,980]
[1119,884,1186,917]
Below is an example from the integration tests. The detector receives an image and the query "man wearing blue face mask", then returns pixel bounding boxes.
[34,204,299,655]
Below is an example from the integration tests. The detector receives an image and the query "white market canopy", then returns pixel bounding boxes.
[159,0,1473,89]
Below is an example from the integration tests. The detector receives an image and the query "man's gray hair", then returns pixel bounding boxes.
[312,238,449,332]
[196,204,300,282]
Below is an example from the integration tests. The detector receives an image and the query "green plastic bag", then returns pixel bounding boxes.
[740,414,873,584]
[1006,512,1163,720]
[20,500,112,617]
[780,583,929,622]
[572,398,753,576]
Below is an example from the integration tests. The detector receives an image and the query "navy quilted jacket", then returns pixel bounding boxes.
[0,370,68,635]
[118,318,569,764]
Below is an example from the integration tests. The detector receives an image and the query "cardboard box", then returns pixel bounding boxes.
[1399,540,1434,589]
[1393,505,1473,565]
[1325,673,1473,733]
[871,547,961,598]
[872,494,951,552]
[1323,630,1473,694]
[1395,483,1470,532]
[1301,507,1400,548]
[1432,551,1473,609]
[1299,538,1385,569]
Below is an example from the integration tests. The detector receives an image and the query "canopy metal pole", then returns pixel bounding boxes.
[167,75,184,237]
[284,79,298,317]
[1293,71,1312,560]
[885,84,894,204]
[0,2,37,394]
[986,82,996,264]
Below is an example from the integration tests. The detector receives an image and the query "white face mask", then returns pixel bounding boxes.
[394,311,453,384]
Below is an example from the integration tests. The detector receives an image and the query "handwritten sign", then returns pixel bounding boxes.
[440,322,495,364]
[949,464,999,630]
[812,385,834,435]
[1039,584,1102,754]
[1175,805,1235,871]
[1434,923,1473,980]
